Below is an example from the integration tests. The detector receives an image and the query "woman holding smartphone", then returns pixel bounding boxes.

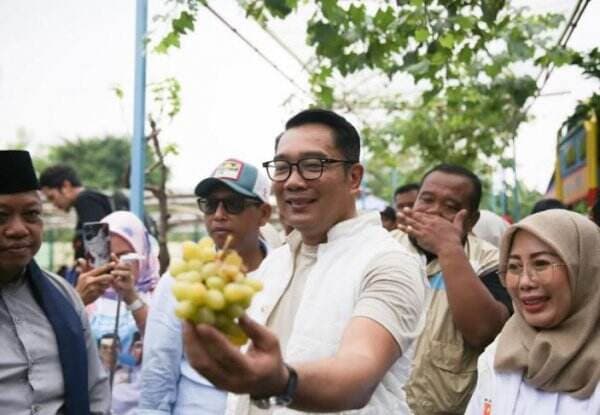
[77,211,159,363]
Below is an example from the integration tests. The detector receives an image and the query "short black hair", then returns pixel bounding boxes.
[591,198,600,226]
[530,198,568,215]
[39,165,82,188]
[283,108,361,162]
[421,164,482,212]
[380,206,396,222]
[394,183,420,198]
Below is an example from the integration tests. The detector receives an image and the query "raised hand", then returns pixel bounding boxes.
[110,253,138,304]
[398,207,467,255]
[75,258,115,305]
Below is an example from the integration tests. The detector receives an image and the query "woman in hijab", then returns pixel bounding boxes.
[80,211,159,363]
[466,210,600,414]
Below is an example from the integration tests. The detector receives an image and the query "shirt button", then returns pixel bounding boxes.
[14,316,21,324]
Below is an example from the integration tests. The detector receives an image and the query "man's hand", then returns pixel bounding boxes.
[183,315,288,397]
[75,259,115,305]
[398,207,466,255]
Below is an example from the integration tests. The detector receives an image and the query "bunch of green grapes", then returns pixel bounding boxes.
[169,236,263,346]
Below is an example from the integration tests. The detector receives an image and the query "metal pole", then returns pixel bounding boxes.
[130,0,148,220]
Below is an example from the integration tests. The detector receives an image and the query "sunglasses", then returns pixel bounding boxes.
[196,196,261,215]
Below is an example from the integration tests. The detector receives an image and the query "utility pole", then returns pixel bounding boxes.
[130,0,148,219]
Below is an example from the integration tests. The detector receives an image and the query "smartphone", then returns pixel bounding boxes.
[82,222,111,268]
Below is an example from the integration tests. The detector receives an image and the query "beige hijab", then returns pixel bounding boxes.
[495,209,600,399]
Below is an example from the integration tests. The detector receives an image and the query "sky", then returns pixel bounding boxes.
[1,0,598,195]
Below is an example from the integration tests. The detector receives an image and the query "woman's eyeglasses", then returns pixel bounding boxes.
[196,196,261,215]
[504,260,567,285]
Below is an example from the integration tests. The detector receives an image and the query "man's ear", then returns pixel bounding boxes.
[348,163,364,197]
[61,179,72,193]
[258,203,272,226]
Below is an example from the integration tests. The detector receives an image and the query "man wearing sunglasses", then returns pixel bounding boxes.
[183,109,428,414]
[138,159,272,415]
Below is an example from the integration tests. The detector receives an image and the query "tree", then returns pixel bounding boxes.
[154,1,567,187]
[34,136,162,190]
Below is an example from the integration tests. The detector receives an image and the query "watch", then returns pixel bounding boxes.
[126,297,145,312]
[250,364,298,409]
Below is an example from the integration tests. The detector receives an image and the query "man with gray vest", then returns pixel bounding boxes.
[182,109,429,414]
[0,150,110,415]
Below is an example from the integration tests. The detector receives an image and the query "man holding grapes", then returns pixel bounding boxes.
[183,109,429,414]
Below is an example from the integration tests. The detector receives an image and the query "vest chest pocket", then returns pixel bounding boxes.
[427,340,478,413]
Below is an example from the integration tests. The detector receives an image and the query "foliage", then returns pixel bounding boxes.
[34,136,162,190]
[563,48,600,131]
[153,0,573,199]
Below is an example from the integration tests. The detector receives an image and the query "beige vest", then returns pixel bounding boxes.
[393,231,498,414]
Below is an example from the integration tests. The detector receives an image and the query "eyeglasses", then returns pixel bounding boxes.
[262,157,357,182]
[196,196,261,215]
[504,260,567,285]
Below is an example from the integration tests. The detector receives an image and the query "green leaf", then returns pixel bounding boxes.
[455,15,475,30]
[111,86,124,100]
[348,4,366,25]
[317,85,334,108]
[308,21,346,58]
[414,28,429,42]
[154,32,181,54]
[171,11,195,35]
[482,0,505,25]
[439,33,455,49]
[458,46,472,63]
[374,7,395,31]
[320,0,346,23]
[264,0,293,18]
[484,63,502,77]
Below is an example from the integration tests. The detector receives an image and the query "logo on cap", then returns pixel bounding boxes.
[213,160,243,181]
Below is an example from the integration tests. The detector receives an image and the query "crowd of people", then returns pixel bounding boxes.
[1,108,599,415]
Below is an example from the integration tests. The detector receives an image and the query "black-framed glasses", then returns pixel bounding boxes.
[196,196,261,215]
[262,157,357,182]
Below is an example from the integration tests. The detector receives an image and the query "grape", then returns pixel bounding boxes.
[194,307,216,325]
[241,278,263,292]
[172,236,262,346]
[215,313,233,330]
[169,259,189,277]
[205,276,226,290]
[218,264,240,281]
[198,247,217,262]
[205,289,226,310]
[223,283,254,303]
[225,304,245,319]
[200,262,219,280]
[172,280,191,301]
[175,300,197,320]
[182,241,202,261]
[224,251,243,267]
[177,271,203,284]
[187,283,207,305]
[186,259,204,273]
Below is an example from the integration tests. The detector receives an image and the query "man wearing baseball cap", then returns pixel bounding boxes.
[0,150,110,414]
[138,159,272,415]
